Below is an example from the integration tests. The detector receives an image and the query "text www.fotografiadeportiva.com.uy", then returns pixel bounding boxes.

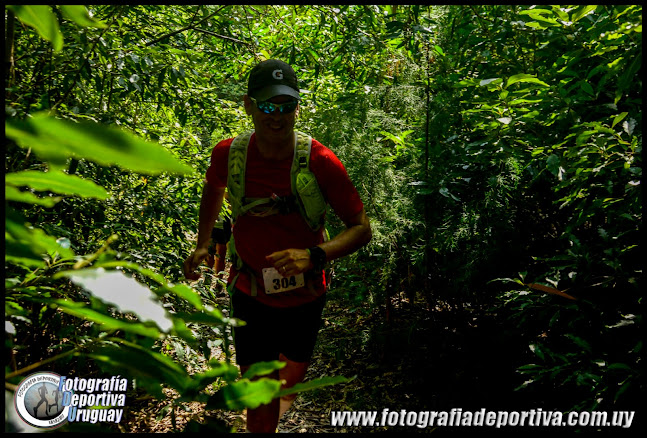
[330,408,636,429]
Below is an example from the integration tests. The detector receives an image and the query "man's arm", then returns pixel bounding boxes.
[319,208,371,262]
[266,208,371,276]
[183,182,226,280]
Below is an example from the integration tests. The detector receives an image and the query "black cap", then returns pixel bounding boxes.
[247,59,300,101]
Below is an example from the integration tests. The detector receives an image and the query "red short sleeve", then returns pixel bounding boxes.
[205,138,233,189]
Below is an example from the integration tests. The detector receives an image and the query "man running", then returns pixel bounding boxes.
[184,59,371,433]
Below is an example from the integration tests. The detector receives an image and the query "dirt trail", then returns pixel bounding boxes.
[121,286,534,433]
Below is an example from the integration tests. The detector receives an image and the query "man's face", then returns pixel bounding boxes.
[245,94,299,145]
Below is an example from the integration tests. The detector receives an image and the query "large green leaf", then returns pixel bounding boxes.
[46,298,162,339]
[5,170,110,199]
[4,240,48,268]
[570,5,598,23]
[91,260,206,310]
[207,378,282,411]
[242,361,286,379]
[5,113,194,175]
[86,340,191,397]
[506,74,550,88]
[57,268,174,332]
[611,112,628,129]
[5,185,62,207]
[59,5,108,28]
[276,375,354,398]
[517,8,561,27]
[164,283,208,312]
[7,5,64,51]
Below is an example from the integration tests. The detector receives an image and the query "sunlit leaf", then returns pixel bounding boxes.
[59,268,174,331]
[59,5,108,28]
[5,113,194,175]
[570,5,598,23]
[611,112,628,128]
[5,185,62,207]
[7,5,63,51]
[207,378,282,411]
[52,299,162,339]
[517,9,561,27]
[479,78,501,86]
[6,170,110,199]
[91,260,206,311]
[196,361,241,384]
[242,361,286,379]
[506,74,550,88]
[622,118,636,136]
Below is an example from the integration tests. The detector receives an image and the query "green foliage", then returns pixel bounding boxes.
[6,5,65,51]
[5,3,642,429]
[5,6,352,431]
[434,4,642,411]
[7,113,194,174]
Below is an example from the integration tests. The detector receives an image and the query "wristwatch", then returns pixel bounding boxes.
[307,246,327,271]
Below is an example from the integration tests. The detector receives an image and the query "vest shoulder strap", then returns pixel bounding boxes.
[294,131,313,171]
[227,130,254,221]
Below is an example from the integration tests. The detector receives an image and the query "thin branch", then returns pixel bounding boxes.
[144,5,228,47]
[5,9,16,91]
[192,28,250,46]
[5,348,78,380]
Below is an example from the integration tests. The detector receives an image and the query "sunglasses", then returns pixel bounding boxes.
[250,96,298,114]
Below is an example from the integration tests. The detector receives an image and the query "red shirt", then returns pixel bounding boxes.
[205,133,364,308]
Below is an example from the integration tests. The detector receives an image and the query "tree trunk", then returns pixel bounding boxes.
[5,9,16,95]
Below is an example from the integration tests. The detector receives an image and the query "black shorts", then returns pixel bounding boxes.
[229,289,326,365]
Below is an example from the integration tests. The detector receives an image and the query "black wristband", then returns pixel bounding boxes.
[307,246,326,271]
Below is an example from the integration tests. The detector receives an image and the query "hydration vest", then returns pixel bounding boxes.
[225,130,327,296]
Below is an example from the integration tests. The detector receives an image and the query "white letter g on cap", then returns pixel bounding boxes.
[272,69,283,80]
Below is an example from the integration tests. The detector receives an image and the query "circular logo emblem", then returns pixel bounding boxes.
[14,372,70,429]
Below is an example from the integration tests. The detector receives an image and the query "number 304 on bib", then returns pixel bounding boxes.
[262,268,305,294]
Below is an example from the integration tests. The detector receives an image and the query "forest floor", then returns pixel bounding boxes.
[119,282,549,434]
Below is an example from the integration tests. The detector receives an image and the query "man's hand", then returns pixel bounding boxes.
[184,184,226,281]
[183,247,210,281]
[266,249,313,277]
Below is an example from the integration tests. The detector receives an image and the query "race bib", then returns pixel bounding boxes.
[262,267,305,294]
